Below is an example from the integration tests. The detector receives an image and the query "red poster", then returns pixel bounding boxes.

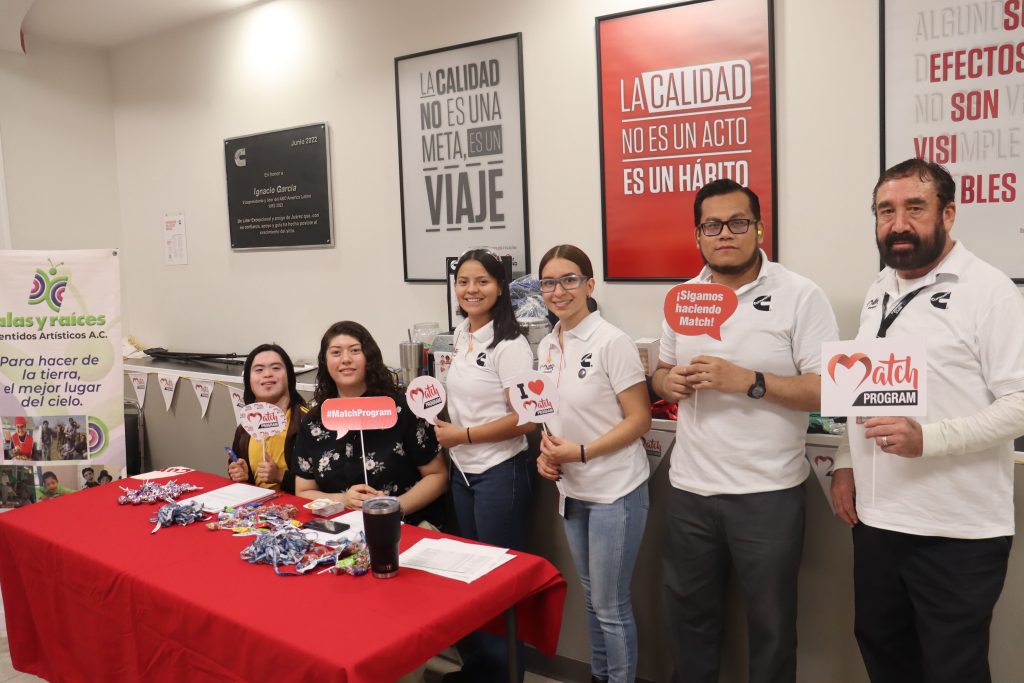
[598,0,776,280]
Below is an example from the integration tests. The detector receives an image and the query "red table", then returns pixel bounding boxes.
[0,471,566,682]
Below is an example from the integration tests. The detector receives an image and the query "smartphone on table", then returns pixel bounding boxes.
[303,519,351,535]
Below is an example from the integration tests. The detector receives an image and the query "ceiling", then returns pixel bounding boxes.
[2,0,261,52]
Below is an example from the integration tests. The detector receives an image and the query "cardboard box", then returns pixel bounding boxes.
[634,338,660,376]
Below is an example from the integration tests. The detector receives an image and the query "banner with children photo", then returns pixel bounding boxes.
[0,250,125,508]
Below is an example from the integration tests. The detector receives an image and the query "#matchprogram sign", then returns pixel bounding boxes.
[0,250,125,508]
[820,339,928,418]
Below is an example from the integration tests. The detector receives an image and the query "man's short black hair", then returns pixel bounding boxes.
[41,471,57,483]
[82,467,94,476]
[872,158,956,214]
[693,179,761,227]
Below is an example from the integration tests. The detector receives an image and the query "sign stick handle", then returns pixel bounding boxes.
[871,440,878,506]
[691,353,701,425]
[261,438,269,463]
[359,429,369,486]
[449,451,471,487]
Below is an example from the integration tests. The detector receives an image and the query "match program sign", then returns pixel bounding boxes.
[405,375,446,424]
[321,396,398,437]
[509,371,558,426]
[238,402,287,441]
[663,283,738,341]
[820,339,928,417]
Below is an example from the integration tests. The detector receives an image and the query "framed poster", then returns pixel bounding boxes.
[882,1,1024,282]
[395,34,530,282]
[224,123,333,250]
[597,0,777,281]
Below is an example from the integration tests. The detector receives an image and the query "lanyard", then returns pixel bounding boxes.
[545,336,567,387]
[876,287,925,338]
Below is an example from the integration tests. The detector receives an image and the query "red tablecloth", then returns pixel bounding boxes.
[0,471,566,682]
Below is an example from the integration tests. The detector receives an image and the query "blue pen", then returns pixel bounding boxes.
[225,446,239,462]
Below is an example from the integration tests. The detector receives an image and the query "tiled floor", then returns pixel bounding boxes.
[0,637,563,683]
[0,638,42,683]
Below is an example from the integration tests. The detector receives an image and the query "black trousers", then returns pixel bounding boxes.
[853,523,1012,683]
[662,484,805,683]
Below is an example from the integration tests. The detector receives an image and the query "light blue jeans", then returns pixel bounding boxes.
[563,481,649,683]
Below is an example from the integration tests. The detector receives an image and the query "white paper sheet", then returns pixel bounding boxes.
[399,537,514,583]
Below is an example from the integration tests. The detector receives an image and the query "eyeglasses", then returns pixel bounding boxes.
[538,274,590,293]
[697,218,757,236]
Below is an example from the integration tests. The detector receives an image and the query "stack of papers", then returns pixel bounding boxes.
[182,483,275,512]
[400,538,514,583]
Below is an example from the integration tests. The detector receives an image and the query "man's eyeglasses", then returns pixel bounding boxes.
[697,218,757,236]
[539,274,590,293]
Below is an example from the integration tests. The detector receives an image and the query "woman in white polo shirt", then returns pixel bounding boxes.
[433,248,536,683]
[535,244,651,683]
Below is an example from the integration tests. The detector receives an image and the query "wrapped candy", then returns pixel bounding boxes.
[240,526,314,576]
[205,504,300,534]
[119,480,202,505]
[150,499,208,534]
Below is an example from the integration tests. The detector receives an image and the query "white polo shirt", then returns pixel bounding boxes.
[845,242,1024,539]
[537,311,649,504]
[446,320,534,473]
[659,252,839,496]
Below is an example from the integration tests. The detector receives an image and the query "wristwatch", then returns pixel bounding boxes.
[747,371,766,399]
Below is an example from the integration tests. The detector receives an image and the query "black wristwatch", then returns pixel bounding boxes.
[747,371,766,399]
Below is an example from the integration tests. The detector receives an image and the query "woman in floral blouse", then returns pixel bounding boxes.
[294,321,448,528]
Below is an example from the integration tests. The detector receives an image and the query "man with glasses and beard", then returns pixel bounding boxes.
[653,178,838,683]
[831,159,1024,683]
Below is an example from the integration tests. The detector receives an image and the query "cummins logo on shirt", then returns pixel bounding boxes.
[753,295,771,311]
[930,292,950,309]
[579,352,592,378]
[475,352,487,367]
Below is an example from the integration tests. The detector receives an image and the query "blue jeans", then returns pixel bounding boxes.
[450,449,534,551]
[450,449,534,682]
[563,482,649,683]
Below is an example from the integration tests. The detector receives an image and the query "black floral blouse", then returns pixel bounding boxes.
[294,393,445,528]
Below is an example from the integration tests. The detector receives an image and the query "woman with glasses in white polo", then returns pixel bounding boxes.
[534,244,651,683]
[432,248,536,683]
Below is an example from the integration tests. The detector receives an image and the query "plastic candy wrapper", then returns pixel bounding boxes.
[150,499,208,534]
[240,526,314,576]
[330,532,370,577]
[119,480,202,505]
[509,274,548,321]
[205,503,299,534]
[651,400,678,421]
[239,523,370,577]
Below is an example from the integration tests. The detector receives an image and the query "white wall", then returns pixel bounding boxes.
[109,0,878,365]
[0,36,121,252]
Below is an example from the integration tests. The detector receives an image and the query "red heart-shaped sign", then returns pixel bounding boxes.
[814,455,834,469]
[527,380,545,395]
[409,388,423,403]
[522,399,537,411]
[827,353,872,389]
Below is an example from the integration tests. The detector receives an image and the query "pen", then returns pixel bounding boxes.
[225,446,239,462]
[244,493,280,508]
